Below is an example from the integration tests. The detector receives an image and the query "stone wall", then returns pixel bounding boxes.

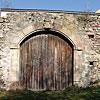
[0,9,100,89]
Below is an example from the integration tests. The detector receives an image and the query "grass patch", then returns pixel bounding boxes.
[0,86,100,100]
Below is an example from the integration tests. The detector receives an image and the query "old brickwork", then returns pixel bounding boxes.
[0,9,100,89]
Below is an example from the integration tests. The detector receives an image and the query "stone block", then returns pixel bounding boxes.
[10,44,18,49]
[0,24,3,29]
[10,36,21,44]
[0,30,4,37]
[0,18,3,23]
[43,22,52,29]
[22,25,33,35]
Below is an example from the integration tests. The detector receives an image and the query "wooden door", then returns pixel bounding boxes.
[20,33,73,90]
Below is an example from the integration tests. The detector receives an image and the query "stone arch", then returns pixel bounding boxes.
[19,29,75,90]
[9,27,78,87]
[18,28,76,49]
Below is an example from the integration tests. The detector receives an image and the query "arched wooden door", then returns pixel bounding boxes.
[20,31,73,90]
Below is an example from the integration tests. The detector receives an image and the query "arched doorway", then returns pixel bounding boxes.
[20,30,73,90]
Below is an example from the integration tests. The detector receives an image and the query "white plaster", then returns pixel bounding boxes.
[1,11,10,17]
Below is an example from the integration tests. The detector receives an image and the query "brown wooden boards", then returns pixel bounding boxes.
[20,33,73,90]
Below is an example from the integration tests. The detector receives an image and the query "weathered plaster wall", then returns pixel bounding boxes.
[0,9,100,89]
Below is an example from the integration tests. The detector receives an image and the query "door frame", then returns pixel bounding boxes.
[19,29,75,89]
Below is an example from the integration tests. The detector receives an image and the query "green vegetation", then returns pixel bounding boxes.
[0,85,100,100]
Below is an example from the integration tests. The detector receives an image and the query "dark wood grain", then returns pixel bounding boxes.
[20,33,73,90]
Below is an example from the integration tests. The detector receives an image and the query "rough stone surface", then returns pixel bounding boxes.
[0,9,100,89]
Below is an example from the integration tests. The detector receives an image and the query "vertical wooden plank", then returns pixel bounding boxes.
[53,35,55,90]
[26,41,28,88]
[31,38,33,89]
[45,34,48,90]
[67,43,70,87]
[42,35,44,90]
[61,39,65,89]
[65,42,68,88]
[42,34,46,90]
[20,44,23,86]
[21,44,24,86]
[51,34,54,90]
[28,40,30,88]
[23,42,26,87]
[60,38,63,89]
[69,45,72,86]
[51,35,54,90]
[23,43,26,87]
[37,36,39,90]
[55,35,58,90]
[33,37,36,90]
[30,38,32,88]
[41,35,44,89]
[29,38,31,89]
[64,40,67,89]
[55,36,57,90]
[46,34,48,90]
[57,37,60,90]
[57,36,60,90]
[48,34,53,90]
[64,42,67,89]
[39,35,42,90]
[41,35,43,89]
[34,37,37,90]
[23,43,25,87]
[59,38,62,90]
[31,38,33,88]
[32,37,35,90]
[61,39,63,89]
[33,37,36,89]
[63,40,66,89]
[21,44,23,86]
[28,39,30,88]
[54,35,58,90]
[48,34,50,90]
